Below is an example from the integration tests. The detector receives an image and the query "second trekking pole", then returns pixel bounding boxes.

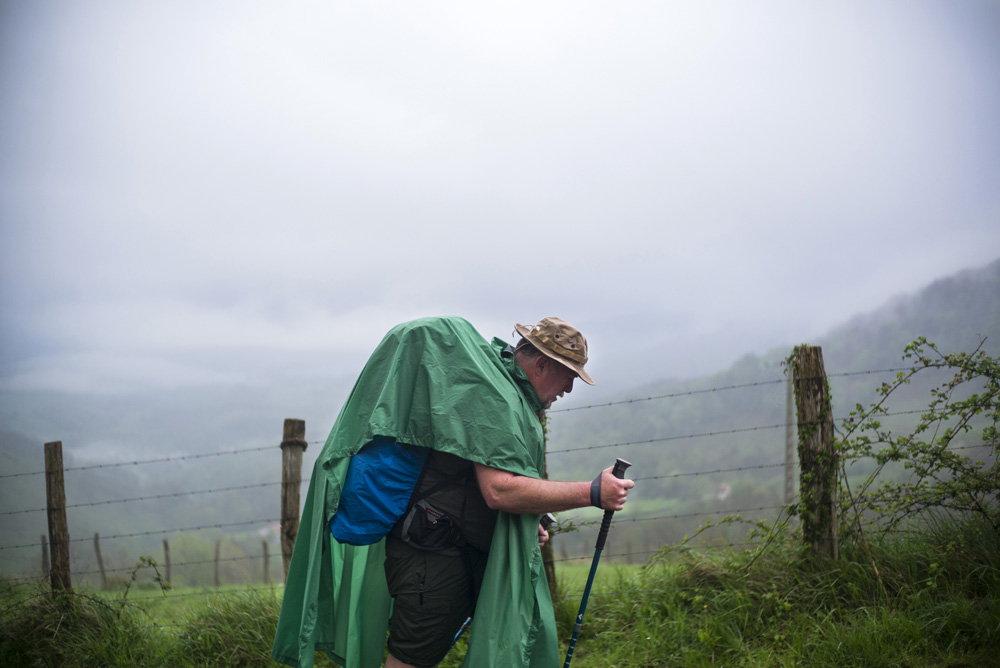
[563,457,632,668]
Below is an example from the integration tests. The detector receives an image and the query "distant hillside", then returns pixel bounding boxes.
[545,257,1000,483]
[818,258,1000,372]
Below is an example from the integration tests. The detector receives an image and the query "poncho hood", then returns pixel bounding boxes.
[272,316,559,668]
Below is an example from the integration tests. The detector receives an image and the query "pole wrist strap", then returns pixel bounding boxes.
[590,473,602,508]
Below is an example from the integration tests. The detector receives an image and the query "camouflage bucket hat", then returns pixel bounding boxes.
[514,317,594,385]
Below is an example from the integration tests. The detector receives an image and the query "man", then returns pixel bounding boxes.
[272,316,634,668]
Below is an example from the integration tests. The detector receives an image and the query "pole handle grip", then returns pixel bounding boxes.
[611,458,631,480]
[595,458,631,550]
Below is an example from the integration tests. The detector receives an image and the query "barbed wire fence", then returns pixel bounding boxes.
[0,419,329,595]
[1,353,977,616]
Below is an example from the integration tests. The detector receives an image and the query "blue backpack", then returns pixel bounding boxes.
[329,438,430,546]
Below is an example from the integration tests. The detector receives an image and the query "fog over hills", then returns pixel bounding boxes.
[1,258,997,577]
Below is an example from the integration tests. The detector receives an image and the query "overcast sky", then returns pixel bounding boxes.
[2,1,998,401]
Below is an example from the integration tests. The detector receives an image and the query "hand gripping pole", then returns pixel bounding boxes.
[563,458,631,668]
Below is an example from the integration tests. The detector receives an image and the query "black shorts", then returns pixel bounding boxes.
[383,536,488,667]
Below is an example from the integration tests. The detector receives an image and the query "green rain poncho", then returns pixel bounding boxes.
[271,316,560,668]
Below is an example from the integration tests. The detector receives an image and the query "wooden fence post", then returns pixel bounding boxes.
[280,418,307,580]
[215,539,222,588]
[93,533,107,588]
[163,538,171,586]
[540,415,557,602]
[792,345,838,559]
[44,441,72,592]
[785,371,796,504]
[262,540,271,586]
[41,535,49,578]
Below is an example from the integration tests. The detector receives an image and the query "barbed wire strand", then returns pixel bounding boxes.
[551,368,912,413]
[548,408,934,455]
[26,540,763,587]
[0,481,296,517]
[569,505,787,528]
[0,517,287,551]
[0,440,327,481]
[5,553,273,585]
[550,423,788,454]
[551,378,787,413]
[632,462,786,482]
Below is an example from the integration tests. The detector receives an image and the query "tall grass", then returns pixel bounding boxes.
[0,580,179,667]
[2,513,997,667]
[550,513,1000,667]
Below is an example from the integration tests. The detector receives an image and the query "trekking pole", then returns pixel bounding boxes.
[451,616,472,648]
[563,458,631,668]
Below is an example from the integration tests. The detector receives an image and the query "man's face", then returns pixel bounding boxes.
[532,358,578,409]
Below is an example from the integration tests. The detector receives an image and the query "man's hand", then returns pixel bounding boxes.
[596,465,634,511]
[538,523,549,547]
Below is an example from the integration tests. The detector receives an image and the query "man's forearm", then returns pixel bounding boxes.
[474,463,590,514]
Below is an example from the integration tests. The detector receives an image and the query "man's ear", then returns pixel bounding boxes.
[534,355,548,374]
[523,354,546,382]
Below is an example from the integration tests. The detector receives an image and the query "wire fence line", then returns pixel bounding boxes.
[0,366,911,479]
[550,367,912,413]
[1,531,843,626]
[1,453,798,518]
[5,553,271,585]
[631,462,787,482]
[0,441,328,481]
[0,493,789,555]
[8,432,983,519]
[550,378,788,413]
[0,481,288,517]
[1,401,965,517]
[573,505,788,528]
[1,492,794,587]
[7,542,760,590]
[549,423,788,454]
[548,409,930,456]
[2,363,986,591]
[5,527,944,614]
[0,528,931,636]
[0,518,287,552]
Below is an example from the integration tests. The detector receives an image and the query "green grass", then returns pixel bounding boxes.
[3,515,998,667]
[545,515,1000,668]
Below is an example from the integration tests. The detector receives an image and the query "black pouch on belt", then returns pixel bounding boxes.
[400,499,466,551]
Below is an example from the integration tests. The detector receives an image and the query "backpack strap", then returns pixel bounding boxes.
[407,450,471,506]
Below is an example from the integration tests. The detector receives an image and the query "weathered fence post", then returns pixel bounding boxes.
[540,415,557,602]
[280,418,307,580]
[163,538,171,585]
[792,345,838,559]
[215,539,222,588]
[93,533,107,588]
[262,540,271,586]
[41,535,49,577]
[785,370,796,504]
[44,441,72,592]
